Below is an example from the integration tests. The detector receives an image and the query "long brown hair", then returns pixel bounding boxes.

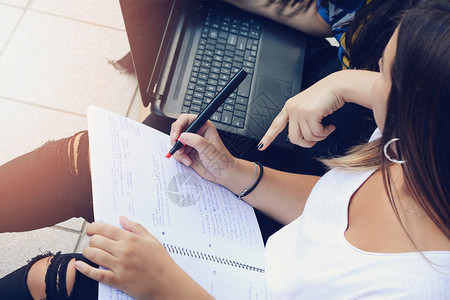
[324,0,450,240]
[267,0,420,70]
[384,0,450,239]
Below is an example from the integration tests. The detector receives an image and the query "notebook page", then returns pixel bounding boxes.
[87,106,266,299]
[169,252,267,299]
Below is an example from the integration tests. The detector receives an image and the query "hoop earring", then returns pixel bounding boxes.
[383,138,405,164]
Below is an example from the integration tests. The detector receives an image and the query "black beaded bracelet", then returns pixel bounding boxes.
[238,161,263,200]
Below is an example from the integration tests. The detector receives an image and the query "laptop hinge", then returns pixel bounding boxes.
[148,0,190,108]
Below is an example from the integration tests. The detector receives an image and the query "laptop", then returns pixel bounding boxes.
[119,0,306,151]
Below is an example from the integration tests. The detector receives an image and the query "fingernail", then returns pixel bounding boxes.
[120,215,130,226]
[179,133,188,143]
[257,143,263,150]
[74,261,84,272]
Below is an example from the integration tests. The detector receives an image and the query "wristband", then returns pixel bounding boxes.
[238,162,263,200]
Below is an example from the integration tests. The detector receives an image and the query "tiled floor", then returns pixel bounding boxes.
[0,0,149,277]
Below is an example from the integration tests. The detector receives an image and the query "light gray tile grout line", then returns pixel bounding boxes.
[0,96,86,118]
[0,2,30,56]
[125,85,140,117]
[27,8,126,32]
[0,2,26,9]
[52,225,85,235]
[51,221,87,253]
[73,220,89,252]
[0,2,126,58]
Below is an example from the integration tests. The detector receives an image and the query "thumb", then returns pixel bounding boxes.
[120,216,151,238]
[321,124,336,137]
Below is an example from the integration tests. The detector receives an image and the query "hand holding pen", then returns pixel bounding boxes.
[166,69,248,158]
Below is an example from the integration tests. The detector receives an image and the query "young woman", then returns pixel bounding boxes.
[1,1,448,298]
[0,0,420,238]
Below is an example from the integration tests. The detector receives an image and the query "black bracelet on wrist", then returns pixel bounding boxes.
[238,161,263,200]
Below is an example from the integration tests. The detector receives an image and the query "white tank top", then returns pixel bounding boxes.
[265,132,450,299]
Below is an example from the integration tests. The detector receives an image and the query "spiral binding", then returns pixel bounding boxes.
[163,243,265,273]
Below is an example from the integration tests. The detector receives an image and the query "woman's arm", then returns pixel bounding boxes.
[258,69,379,149]
[222,0,332,36]
[171,116,319,225]
[238,70,379,222]
[171,70,379,224]
[222,158,320,224]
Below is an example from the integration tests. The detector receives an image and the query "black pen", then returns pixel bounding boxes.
[166,69,248,158]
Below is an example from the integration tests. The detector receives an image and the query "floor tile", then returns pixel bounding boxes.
[75,234,90,254]
[126,87,140,121]
[0,5,23,51]
[126,90,152,123]
[0,0,138,280]
[0,0,29,7]
[30,0,125,30]
[55,217,86,232]
[0,227,81,278]
[0,10,136,117]
[0,98,87,165]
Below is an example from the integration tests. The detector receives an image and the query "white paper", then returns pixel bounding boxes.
[87,106,266,300]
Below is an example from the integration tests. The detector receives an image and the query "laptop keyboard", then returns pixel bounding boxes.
[181,7,261,129]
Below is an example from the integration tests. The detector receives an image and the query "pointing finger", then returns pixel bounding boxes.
[258,109,289,151]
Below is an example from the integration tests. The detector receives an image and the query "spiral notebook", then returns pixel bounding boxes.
[87,106,267,299]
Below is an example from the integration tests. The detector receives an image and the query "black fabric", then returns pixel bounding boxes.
[0,264,34,300]
[45,253,98,299]
[301,35,342,91]
[0,252,98,299]
[46,252,73,298]
[0,131,94,233]
[67,254,99,300]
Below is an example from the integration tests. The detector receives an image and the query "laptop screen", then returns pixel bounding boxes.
[119,0,179,107]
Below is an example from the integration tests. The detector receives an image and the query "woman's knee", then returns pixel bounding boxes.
[33,130,94,222]
[33,130,90,177]
[27,254,76,299]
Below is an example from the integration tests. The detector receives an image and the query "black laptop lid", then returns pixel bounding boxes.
[120,0,184,107]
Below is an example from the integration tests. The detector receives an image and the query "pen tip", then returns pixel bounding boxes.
[165,153,172,158]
